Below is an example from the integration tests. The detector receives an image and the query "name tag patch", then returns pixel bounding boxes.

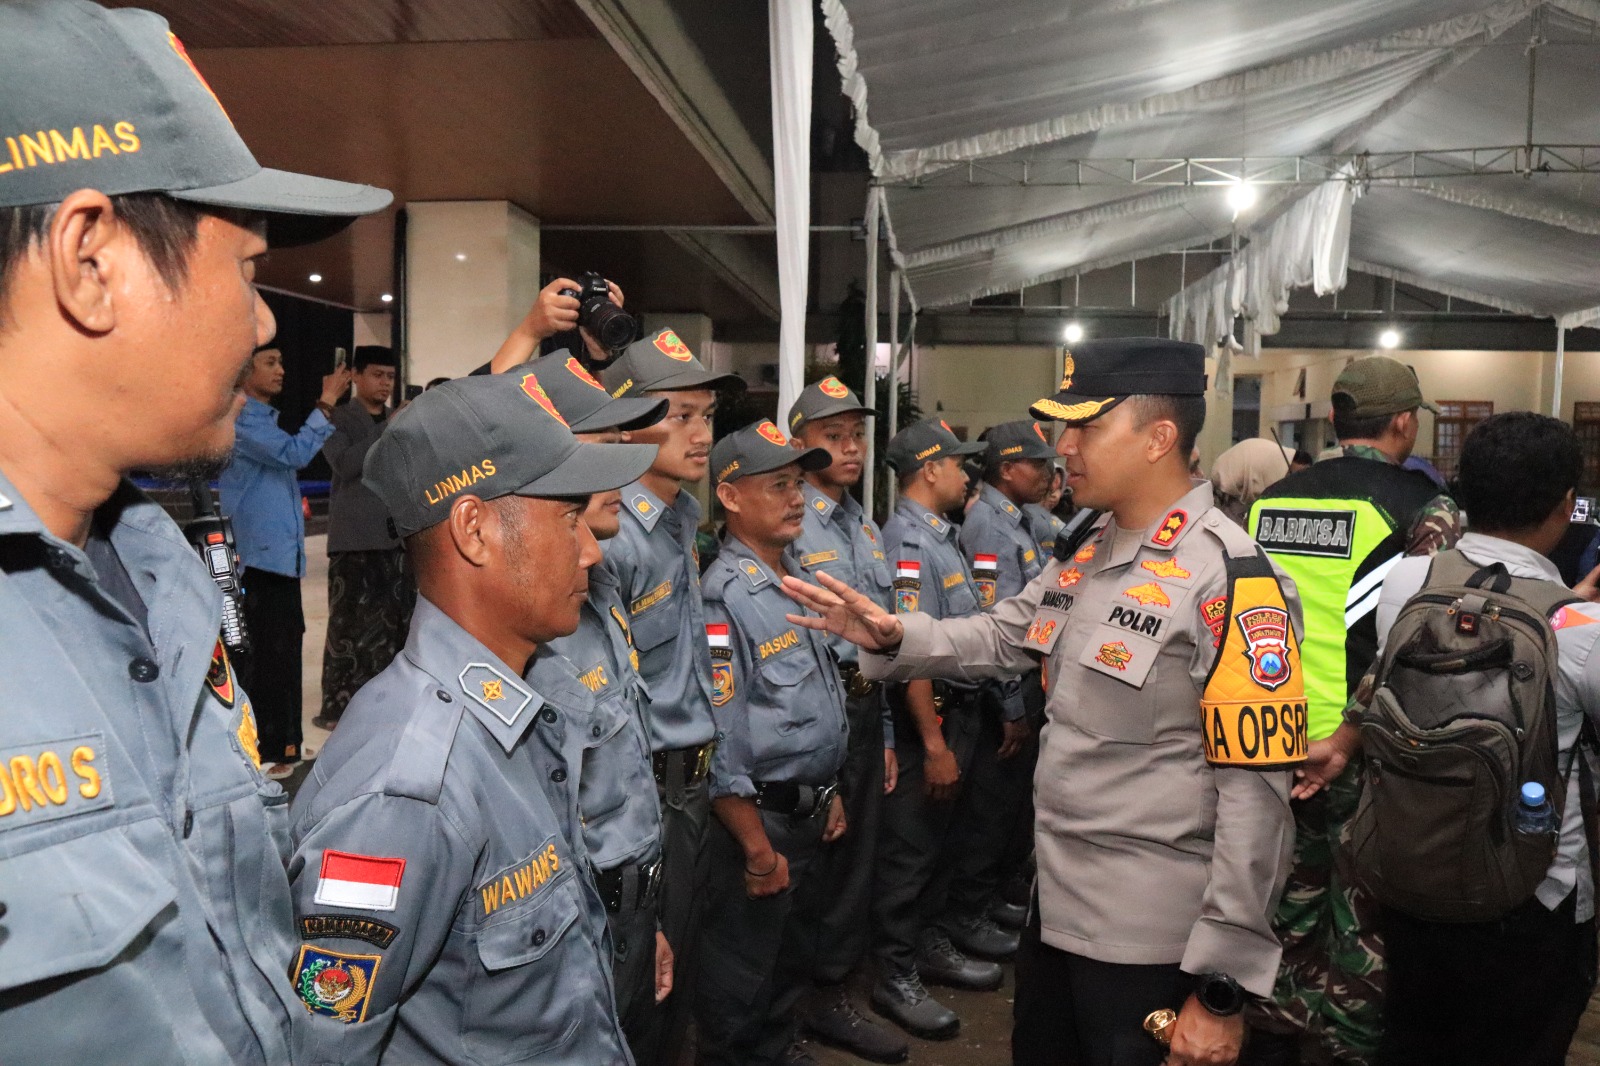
[0,733,110,827]
[479,841,564,919]
[1253,507,1356,559]
[632,580,673,614]
[299,914,399,950]
[800,550,839,567]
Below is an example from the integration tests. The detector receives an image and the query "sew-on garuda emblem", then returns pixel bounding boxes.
[293,945,380,1024]
[1237,606,1293,690]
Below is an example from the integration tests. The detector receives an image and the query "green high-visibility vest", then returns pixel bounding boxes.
[1248,457,1440,741]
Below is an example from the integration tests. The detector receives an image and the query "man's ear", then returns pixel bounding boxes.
[48,189,128,335]
[446,496,494,567]
[1144,419,1179,465]
[716,480,741,515]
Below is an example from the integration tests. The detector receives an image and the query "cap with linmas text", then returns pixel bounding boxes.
[601,328,745,398]
[0,0,392,244]
[1029,337,1206,425]
[711,420,830,486]
[984,420,1056,462]
[363,373,658,539]
[513,350,667,433]
[788,375,872,433]
[885,418,986,473]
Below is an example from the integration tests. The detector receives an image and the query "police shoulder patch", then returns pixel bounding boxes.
[293,945,381,1023]
[1201,561,1307,770]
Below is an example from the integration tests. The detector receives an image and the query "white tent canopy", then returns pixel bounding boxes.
[821,0,1600,332]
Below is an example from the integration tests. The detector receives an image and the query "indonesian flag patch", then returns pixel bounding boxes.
[314,850,406,912]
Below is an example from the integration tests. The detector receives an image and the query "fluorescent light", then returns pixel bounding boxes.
[1063,321,1085,344]
[1226,180,1257,216]
[454,253,467,262]
[1379,328,1401,349]
[308,273,322,283]
[380,293,393,303]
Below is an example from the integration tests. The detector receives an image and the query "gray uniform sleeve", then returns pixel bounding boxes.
[705,595,758,800]
[862,567,1045,683]
[290,792,475,1065]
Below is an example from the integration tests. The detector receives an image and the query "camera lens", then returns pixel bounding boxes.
[581,299,637,350]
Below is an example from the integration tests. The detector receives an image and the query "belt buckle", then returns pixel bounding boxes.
[848,672,874,698]
[812,782,839,819]
[694,741,716,781]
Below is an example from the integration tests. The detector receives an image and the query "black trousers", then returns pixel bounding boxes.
[1375,893,1597,1066]
[1013,904,1193,1066]
[872,692,982,975]
[608,882,660,1064]
[238,568,304,764]
[641,774,710,1066]
[696,809,827,1066]
[810,687,888,985]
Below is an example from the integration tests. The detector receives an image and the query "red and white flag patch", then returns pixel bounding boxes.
[706,623,731,651]
[972,554,998,573]
[314,850,406,912]
[895,560,921,581]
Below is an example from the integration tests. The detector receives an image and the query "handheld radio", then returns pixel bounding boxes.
[184,478,251,656]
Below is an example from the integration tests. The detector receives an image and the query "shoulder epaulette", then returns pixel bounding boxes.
[922,512,949,534]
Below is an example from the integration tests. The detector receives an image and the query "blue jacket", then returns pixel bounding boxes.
[221,397,333,577]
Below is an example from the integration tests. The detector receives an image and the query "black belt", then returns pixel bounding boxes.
[752,780,839,820]
[932,681,982,712]
[838,664,880,699]
[652,742,714,789]
[592,857,663,914]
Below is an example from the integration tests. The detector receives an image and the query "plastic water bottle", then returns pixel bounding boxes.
[1515,782,1557,836]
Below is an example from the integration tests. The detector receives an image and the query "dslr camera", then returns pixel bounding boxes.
[560,272,637,351]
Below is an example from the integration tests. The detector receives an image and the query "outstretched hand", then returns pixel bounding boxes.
[782,571,905,652]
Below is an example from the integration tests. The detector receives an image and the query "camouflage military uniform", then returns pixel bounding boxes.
[1247,442,1461,1066]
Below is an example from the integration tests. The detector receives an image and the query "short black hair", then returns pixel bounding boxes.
[1124,394,1206,455]
[1455,412,1580,533]
[0,193,204,319]
[1331,395,1408,441]
[1292,449,1314,467]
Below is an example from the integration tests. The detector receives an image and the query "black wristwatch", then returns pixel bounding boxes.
[1195,972,1246,1017]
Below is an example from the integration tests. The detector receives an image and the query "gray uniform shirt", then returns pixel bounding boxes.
[547,558,662,871]
[702,537,850,800]
[0,476,298,1064]
[288,598,628,1065]
[323,403,399,553]
[1025,503,1067,559]
[864,482,1299,996]
[603,481,717,752]
[795,482,894,667]
[1377,533,1600,923]
[961,482,1045,606]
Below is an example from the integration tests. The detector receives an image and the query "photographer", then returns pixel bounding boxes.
[486,273,632,375]
[0,1,389,1060]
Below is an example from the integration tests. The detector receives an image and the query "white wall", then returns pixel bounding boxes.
[912,344,1056,439]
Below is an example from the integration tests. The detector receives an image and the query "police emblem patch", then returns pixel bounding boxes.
[1200,596,1228,648]
[237,699,261,769]
[1058,567,1083,588]
[1095,641,1133,671]
[653,329,694,360]
[975,578,997,608]
[757,420,789,446]
[1026,618,1057,645]
[518,373,569,427]
[1237,606,1293,690]
[1151,509,1188,547]
[207,638,236,708]
[1141,558,1191,580]
[1074,542,1097,563]
[293,945,380,1023]
[820,376,849,398]
[1122,582,1172,608]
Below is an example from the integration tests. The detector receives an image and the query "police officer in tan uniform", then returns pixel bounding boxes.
[784,338,1305,1066]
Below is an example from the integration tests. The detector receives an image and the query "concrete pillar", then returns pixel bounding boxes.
[404,201,541,385]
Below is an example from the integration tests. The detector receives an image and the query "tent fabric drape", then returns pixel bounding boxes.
[770,0,812,421]
[821,0,1600,324]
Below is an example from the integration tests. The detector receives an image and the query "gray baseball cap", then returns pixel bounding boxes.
[601,328,745,397]
[711,420,830,486]
[885,417,985,473]
[363,373,658,538]
[787,375,872,434]
[515,350,667,433]
[1332,356,1439,418]
[0,1,392,244]
[984,420,1057,462]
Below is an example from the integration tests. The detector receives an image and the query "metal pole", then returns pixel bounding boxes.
[1554,324,1567,417]
[862,187,880,518]
[886,269,900,512]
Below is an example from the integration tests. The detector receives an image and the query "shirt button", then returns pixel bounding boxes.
[531,928,547,947]
[128,658,160,683]
[591,724,603,739]
[541,709,558,724]
[435,689,453,703]
[551,768,567,783]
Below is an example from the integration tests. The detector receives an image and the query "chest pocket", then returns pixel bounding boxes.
[468,868,586,1063]
[1017,542,1043,584]
[579,694,640,823]
[0,819,178,993]
[944,573,979,617]
[628,595,678,653]
[750,650,822,770]
[1067,625,1165,744]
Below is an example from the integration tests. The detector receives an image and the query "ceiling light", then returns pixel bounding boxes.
[1063,321,1084,344]
[454,253,467,262]
[1378,328,1401,349]
[1225,180,1257,216]
[380,293,393,303]
[308,273,322,283]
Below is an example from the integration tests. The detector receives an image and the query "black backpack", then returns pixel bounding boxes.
[1345,550,1593,922]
